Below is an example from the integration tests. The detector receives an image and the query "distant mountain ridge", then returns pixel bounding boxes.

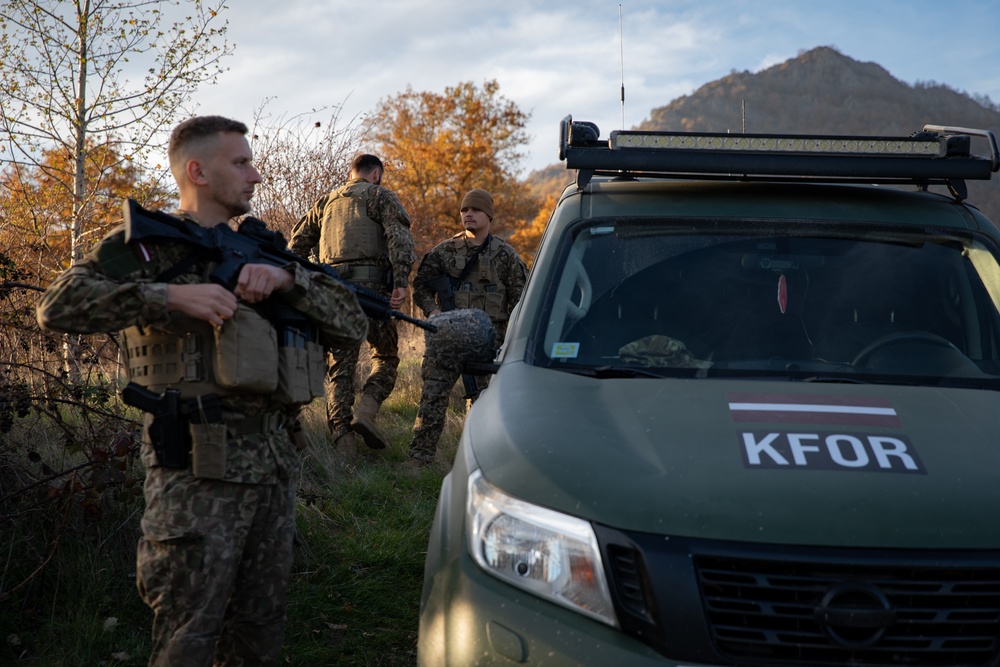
[531,46,1000,220]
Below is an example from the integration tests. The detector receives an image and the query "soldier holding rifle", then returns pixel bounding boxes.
[37,115,367,666]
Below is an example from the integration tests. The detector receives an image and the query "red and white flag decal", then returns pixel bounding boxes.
[728,393,900,427]
[777,274,787,314]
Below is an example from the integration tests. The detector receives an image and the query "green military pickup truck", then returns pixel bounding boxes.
[418,117,1000,667]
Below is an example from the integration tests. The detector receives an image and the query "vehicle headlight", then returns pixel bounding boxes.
[466,469,617,627]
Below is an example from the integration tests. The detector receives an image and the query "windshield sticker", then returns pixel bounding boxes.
[727,393,922,473]
[551,342,580,358]
[728,392,900,427]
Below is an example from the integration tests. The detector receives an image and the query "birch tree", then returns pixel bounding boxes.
[0,0,232,262]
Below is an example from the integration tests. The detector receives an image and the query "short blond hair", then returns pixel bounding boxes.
[168,115,248,181]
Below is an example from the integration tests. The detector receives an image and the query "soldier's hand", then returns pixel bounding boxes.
[167,283,238,327]
[390,286,407,309]
[234,264,293,304]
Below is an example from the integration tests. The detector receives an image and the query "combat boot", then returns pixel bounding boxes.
[351,393,388,450]
[332,425,359,462]
[405,451,434,472]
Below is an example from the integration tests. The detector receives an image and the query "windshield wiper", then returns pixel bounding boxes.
[800,375,871,384]
[556,364,667,378]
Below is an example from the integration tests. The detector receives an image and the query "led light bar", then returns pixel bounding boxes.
[612,132,947,157]
[558,115,999,189]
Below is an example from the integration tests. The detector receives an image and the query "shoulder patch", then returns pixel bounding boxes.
[95,230,150,280]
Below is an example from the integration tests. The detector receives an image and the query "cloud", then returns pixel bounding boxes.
[168,0,1000,176]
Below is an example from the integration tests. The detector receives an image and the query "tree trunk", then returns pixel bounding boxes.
[63,0,93,385]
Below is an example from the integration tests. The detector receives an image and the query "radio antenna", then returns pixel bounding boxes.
[619,4,625,129]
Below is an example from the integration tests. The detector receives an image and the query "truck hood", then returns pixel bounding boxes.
[469,361,1000,549]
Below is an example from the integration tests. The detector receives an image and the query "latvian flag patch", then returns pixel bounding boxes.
[728,393,901,428]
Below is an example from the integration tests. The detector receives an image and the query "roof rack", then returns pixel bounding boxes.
[559,115,999,199]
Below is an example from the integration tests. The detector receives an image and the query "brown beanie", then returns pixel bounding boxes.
[461,188,494,220]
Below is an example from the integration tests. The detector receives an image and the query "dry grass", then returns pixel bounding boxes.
[1,322,467,665]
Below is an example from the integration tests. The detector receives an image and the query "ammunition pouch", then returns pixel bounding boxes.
[214,306,279,392]
[276,339,325,404]
[189,420,228,479]
[125,307,277,396]
[455,285,507,321]
[126,303,326,407]
[271,304,326,405]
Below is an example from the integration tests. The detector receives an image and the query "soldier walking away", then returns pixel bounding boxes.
[36,115,368,666]
[289,154,415,459]
[408,188,527,467]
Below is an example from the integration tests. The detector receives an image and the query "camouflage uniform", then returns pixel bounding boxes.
[408,233,527,463]
[619,335,713,368]
[289,178,415,433]
[36,220,367,666]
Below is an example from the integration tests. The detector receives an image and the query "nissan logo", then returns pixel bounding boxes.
[813,582,896,649]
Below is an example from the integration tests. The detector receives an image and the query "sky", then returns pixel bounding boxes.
[174,0,1000,177]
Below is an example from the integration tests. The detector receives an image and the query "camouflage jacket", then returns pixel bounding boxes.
[36,218,368,483]
[288,178,415,291]
[413,232,527,334]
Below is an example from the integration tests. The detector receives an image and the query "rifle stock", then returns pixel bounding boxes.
[123,199,436,332]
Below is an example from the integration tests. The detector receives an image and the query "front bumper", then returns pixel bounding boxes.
[417,550,722,667]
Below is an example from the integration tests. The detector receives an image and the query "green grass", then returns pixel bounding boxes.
[0,491,151,665]
[284,464,443,665]
[1,355,468,666]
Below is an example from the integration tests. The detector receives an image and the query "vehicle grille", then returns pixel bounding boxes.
[694,553,1000,666]
[595,528,1000,667]
[607,545,653,621]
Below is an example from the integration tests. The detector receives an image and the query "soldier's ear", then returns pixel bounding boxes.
[186,158,208,186]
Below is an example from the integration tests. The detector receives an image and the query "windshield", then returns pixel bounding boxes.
[533,219,1000,386]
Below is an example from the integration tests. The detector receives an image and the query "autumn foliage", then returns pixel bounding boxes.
[0,142,173,286]
[367,80,544,258]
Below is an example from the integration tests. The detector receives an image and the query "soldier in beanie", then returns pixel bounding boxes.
[407,188,528,467]
[289,154,415,459]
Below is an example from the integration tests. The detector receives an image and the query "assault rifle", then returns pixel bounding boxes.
[123,199,436,332]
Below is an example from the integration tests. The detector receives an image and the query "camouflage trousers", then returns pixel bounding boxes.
[327,316,400,430]
[136,467,299,666]
[408,360,488,462]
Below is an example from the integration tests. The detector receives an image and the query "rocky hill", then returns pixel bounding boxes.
[530,46,1000,221]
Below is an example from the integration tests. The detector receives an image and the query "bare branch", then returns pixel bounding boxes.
[248,99,369,236]
[0,0,231,279]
